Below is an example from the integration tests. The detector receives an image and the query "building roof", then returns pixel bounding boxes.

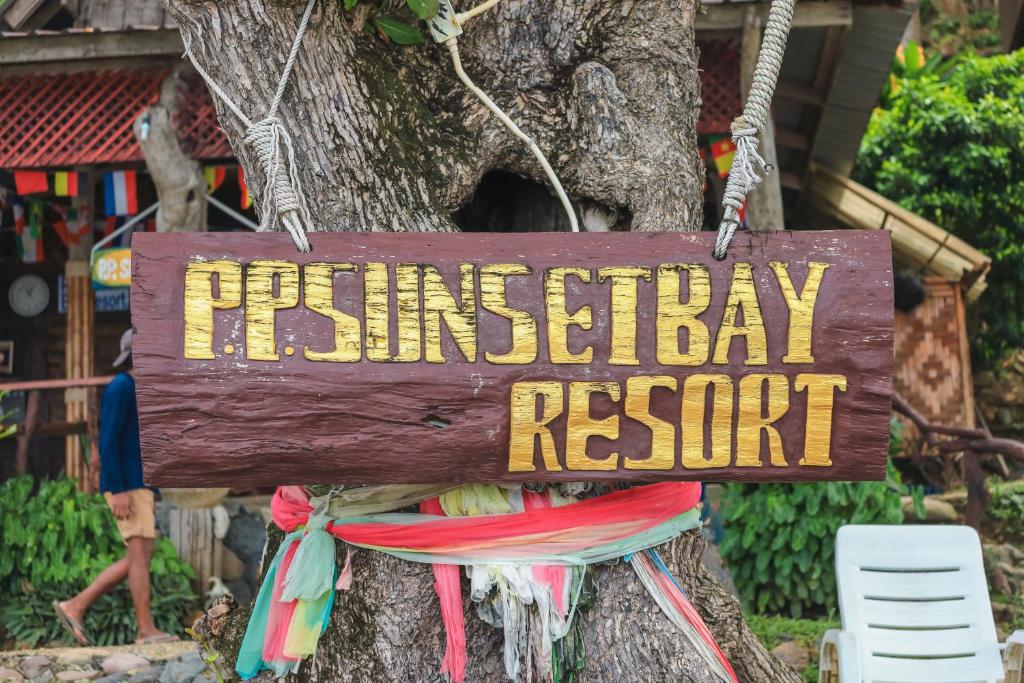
[1,0,174,32]
[0,67,231,168]
[807,164,990,301]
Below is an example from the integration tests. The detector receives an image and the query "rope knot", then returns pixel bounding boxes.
[243,116,312,252]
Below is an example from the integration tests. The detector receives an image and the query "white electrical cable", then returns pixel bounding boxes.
[434,0,579,232]
[445,39,579,232]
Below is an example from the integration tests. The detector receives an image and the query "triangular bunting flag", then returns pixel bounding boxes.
[204,166,227,193]
[51,203,92,248]
[15,199,45,263]
[238,168,252,210]
[14,170,48,195]
[103,171,139,216]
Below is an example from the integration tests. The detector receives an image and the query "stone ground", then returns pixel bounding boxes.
[0,641,217,683]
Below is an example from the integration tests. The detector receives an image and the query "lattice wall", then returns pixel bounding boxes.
[893,279,975,428]
[698,38,741,135]
[0,68,230,169]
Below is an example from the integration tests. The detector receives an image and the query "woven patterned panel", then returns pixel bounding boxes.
[893,280,974,427]
[175,74,233,160]
[698,38,741,135]
[0,68,230,169]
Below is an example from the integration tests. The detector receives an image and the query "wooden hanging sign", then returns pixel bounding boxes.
[131,231,893,486]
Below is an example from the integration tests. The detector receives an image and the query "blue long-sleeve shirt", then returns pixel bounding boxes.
[99,372,145,494]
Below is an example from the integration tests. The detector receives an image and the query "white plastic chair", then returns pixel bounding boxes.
[819,525,1024,683]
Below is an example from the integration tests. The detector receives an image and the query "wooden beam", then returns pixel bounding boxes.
[780,172,803,191]
[2,0,47,29]
[775,126,810,150]
[16,420,87,438]
[0,375,115,391]
[697,1,852,31]
[0,28,182,65]
[774,82,826,107]
[740,7,785,229]
[14,390,39,474]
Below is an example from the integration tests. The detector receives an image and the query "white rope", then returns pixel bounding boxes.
[712,0,795,260]
[183,0,318,252]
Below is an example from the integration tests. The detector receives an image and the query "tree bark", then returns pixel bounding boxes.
[165,0,799,680]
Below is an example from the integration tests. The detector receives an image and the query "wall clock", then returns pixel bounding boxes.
[8,274,50,317]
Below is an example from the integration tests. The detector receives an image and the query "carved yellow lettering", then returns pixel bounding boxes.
[681,374,733,469]
[566,381,620,471]
[245,260,299,361]
[508,382,564,472]
[303,263,361,363]
[183,260,242,360]
[656,264,710,366]
[364,263,421,362]
[623,375,677,470]
[713,263,767,365]
[597,266,652,365]
[545,267,593,364]
[795,373,847,466]
[423,264,477,363]
[480,264,538,364]
[770,261,830,363]
[735,373,790,467]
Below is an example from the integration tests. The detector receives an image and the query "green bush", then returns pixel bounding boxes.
[983,479,1024,546]
[720,423,913,617]
[0,476,198,647]
[855,49,1024,365]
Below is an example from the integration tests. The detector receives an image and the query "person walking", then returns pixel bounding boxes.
[54,329,177,645]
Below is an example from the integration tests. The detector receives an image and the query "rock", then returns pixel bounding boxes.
[220,546,245,583]
[772,641,811,670]
[902,495,959,523]
[126,667,162,683]
[28,673,55,683]
[100,655,149,676]
[53,653,94,669]
[189,676,218,683]
[55,671,99,681]
[222,509,266,566]
[19,657,54,680]
[95,675,129,683]
[0,668,25,682]
[157,652,205,683]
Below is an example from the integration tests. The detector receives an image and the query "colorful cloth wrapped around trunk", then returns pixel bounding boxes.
[237,482,735,682]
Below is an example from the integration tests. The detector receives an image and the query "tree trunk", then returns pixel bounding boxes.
[134,68,208,233]
[165,0,799,680]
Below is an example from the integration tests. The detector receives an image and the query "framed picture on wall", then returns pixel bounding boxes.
[0,341,13,375]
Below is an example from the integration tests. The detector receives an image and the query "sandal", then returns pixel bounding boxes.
[52,601,90,646]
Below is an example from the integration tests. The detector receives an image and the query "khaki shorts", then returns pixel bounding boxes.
[104,488,156,542]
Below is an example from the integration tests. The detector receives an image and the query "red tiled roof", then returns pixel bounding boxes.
[0,67,232,169]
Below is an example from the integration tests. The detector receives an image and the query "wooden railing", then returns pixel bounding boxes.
[1,375,115,491]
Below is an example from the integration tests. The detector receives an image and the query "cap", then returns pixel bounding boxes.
[113,329,132,367]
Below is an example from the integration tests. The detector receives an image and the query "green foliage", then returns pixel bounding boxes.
[720,424,911,617]
[983,479,1024,546]
[343,0,441,45]
[747,614,839,683]
[0,476,197,647]
[855,49,1024,365]
[917,0,1000,55]
[372,17,425,45]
